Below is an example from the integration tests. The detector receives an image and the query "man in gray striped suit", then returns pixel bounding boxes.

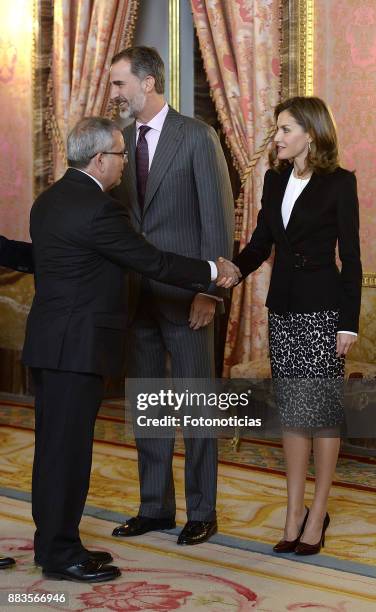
[110,46,234,545]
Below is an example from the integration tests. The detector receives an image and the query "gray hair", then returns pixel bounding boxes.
[67,116,121,169]
[111,46,165,94]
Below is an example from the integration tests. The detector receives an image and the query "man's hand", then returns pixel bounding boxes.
[216,257,242,288]
[336,332,357,358]
[189,294,216,330]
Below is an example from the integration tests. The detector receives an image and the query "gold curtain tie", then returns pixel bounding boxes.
[240,125,276,186]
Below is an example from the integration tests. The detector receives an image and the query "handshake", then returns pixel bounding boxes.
[215,257,242,288]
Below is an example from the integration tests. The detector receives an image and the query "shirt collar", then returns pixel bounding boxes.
[70,168,104,191]
[136,102,169,133]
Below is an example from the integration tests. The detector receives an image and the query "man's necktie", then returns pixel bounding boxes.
[136,125,151,212]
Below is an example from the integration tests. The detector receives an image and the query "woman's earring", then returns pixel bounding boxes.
[308,141,312,153]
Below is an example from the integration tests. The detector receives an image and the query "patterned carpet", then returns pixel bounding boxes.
[2,394,376,490]
[1,496,376,612]
[0,395,375,611]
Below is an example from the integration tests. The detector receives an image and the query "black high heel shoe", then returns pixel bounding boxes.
[273,507,309,553]
[294,512,330,555]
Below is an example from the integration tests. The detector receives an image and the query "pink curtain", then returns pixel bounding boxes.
[48,0,139,180]
[191,0,281,375]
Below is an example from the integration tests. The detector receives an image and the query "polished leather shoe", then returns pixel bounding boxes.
[177,520,217,545]
[86,550,113,564]
[43,559,121,582]
[35,549,113,567]
[273,507,309,553]
[295,512,330,555]
[0,556,15,569]
[112,516,176,537]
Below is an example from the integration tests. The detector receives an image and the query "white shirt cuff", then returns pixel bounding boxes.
[198,293,223,302]
[338,331,357,337]
[208,261,217,281]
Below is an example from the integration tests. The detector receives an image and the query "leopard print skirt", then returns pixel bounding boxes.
[268,310,345,433]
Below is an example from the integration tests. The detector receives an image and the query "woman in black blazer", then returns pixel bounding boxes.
[225,97,362,554]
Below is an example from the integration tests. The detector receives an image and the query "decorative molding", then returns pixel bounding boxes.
[32,0,54,196]
[281,0,297,99]
[32,0,38,200]
[300,0,314,96]
[281,0,314,99]
[362,273,376,289]
[169,0,180,111]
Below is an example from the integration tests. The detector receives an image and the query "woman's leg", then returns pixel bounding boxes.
[300,436,340,544]
[282,432,312,540]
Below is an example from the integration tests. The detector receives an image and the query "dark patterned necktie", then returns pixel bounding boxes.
[136,125,151,212]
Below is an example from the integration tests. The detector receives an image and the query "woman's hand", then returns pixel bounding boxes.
[336,332,357,357]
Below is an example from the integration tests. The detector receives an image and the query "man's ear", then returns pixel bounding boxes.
[90,153,105,177]
[143,75,155,93]
[97,153,105,168]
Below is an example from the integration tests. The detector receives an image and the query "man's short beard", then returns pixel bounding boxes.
[119,91,146,120]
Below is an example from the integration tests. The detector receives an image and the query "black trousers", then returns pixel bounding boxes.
[31,368,103,570]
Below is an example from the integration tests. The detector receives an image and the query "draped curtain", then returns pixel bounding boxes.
[48,0,139,180]
[191,0,281,375]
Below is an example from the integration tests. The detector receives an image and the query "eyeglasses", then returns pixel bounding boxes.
[91,150,128,160]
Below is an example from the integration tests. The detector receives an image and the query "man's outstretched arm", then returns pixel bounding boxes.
[0,236,34,273]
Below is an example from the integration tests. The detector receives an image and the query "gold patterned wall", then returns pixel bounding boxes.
[281,1,376,368]
[0,0,35,241]
[282,0,376,275]
[0,1,36,391]
[314,0,376,273]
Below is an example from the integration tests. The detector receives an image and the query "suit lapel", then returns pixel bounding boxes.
[270,166,293,250]
[123,122,141,222]
[143,107,184,214]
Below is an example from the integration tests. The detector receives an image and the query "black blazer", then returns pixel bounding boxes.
[234,165,362,333]
[22,169,210,376]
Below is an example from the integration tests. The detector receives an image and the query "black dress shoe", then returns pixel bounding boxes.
[86,550,113,564]
[177,520,217,545]
[112,516,176,537]
[0,556,15,569]
[35,550,113,567]
[42,559,121,582]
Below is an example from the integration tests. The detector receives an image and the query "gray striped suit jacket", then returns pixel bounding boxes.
[116,106,234,324]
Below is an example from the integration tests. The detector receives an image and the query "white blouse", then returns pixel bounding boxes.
[281,171,310,228]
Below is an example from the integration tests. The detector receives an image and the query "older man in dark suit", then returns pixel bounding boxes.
[4,117,238,582]
[109,46,234,545]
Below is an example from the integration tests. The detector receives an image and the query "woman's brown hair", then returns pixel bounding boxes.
[269,96,340,175]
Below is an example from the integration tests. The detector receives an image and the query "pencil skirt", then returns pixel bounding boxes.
[268,310,345,433]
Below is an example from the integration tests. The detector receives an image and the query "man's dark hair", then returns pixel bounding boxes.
[111,46,165,94]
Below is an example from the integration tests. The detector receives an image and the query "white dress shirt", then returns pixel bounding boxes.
[136,103,169,169]
[281,171,356,337]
